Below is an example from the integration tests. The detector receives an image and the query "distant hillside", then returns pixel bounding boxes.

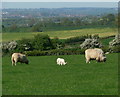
[2,7,117,18]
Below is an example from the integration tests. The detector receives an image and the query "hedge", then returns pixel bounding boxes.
[25,48,85,56]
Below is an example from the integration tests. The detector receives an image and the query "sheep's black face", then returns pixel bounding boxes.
[25,60,29,64]
[102,57,106,62]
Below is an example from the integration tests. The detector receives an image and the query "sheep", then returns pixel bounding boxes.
[57,58,67,65]
[85,48,106,63]
[11,53,29,66]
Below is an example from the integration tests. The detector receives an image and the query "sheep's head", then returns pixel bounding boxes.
[64,62,67,65]
[25,60,29,64]
[101,56,106,62]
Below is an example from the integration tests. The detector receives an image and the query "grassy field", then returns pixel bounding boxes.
[101,37,115,46]
[2,53,118,95]
[2,27,117,42]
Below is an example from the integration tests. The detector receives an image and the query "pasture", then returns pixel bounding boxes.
[2,27,117,42]
[2,53,118,95]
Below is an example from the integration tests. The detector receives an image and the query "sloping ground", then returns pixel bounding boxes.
[2,27,117,42]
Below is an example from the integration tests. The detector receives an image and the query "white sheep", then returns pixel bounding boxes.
[11,53,29,66]
[85,48,106,63]
[56,58,67,65]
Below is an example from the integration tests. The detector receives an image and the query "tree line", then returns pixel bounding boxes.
[1,33,120,56]
[2,13,117,32]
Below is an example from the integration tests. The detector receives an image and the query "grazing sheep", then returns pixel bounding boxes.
[57,58,67,65]
[85,48,106,63]
[11,53,29,66]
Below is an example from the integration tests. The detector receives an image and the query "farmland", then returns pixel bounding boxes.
[2,27,117,42]
[2,53,118,95]
[2,5,119,95]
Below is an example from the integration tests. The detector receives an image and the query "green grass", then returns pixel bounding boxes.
[101,37,115,46]
[2,53,118,95]
[2,27,117,42]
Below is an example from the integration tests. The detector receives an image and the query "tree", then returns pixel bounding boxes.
[16,39,34,52]
[2,25,4,28]
[31,24,43,32]
[100,14,115,25]
[80,35,102,49]
[28,18,36,27]
[33,34,53,50]
[74,18,82,26]
[109,34,120,47]
[1,41,17,55]
[52,37,65,49]
[109,34,120,53]
[107,14,115,22]
[60,18,74,26]
[10,24,17,32]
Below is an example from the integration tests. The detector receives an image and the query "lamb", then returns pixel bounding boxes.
[56,58,67,65]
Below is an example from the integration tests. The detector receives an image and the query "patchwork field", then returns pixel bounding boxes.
[2,53,118,95]
[2,27,117,42]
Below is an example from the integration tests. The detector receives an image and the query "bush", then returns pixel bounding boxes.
[101,46,110,53]
[80,38,102,49]
[25,48,85,56]
[1,41,17,55]
[109,45,120,53]
[109,34,120,53]
[16,38,34,52]
[51,37,65,49]
[65,34,99,44]
[65,36,87,44]
[31,25,43,32]
[109,34,120,47]
[1,34,60,56]
[33,34,54,51]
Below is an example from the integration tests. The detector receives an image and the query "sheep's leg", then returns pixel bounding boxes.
[12,61,14,66]
[14,62,16,66]
[96,57,100,63]
[86,58,90,63]
[58,62,60,65]
[60,62,62,65]
[96,58,98,63]
[14,59,17,66]
[11,58,15,66]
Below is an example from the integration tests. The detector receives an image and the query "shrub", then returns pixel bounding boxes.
[31,24,43,32]
[33,34,54,51]
[16,38,34,52]
[109,45,120,53]
[101,46,110,53]
[1,41,17,54]
[65,36,87,44]
[25,48,85,56]
[109,34,120,47]
[1,41,18,56]
[51,37,65,49]
[109,34,120,53]
[80,38,102,49]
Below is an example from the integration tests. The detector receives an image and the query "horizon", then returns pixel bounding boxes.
[2,2,118,9]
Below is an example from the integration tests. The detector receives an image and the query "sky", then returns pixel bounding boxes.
[2,0,119,9]
[2,2,118,9]
[2,0,120,2]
